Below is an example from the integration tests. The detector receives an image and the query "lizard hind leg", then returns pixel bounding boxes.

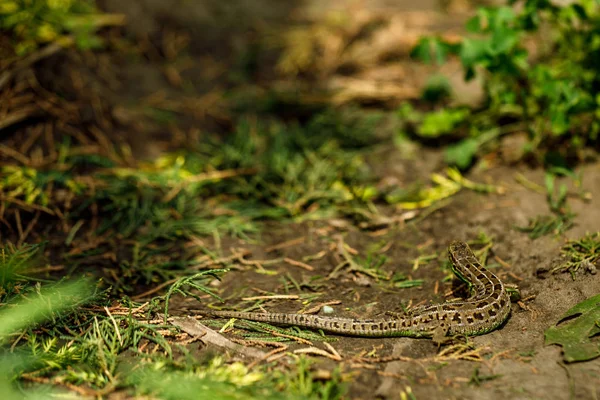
[432,324,451,346]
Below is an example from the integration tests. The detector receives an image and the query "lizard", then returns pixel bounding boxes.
[210,240,511,341]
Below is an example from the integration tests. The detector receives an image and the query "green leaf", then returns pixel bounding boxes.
[397,102,422,124]
[411,37,451,65]
[417,108,470,138]
[0,280,92,340]
[545,294,600,363]
[0,2,18,14]
[488,28,518,55]
[459,38,488,79]
[490,7,516,30]
[445,138,479,169]
[549,109,569,135]
[421,74,452,102]
[465,14,483,33]
[571,3,588,20]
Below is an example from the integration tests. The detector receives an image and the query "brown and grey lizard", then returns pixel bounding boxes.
[211,241,511,341]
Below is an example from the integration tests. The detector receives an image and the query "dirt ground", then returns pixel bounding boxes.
[5,0,597,398]
[93,1,600,399]
[173,163,598,400]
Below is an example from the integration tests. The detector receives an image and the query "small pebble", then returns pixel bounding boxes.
[582,260,597,275]
[322,305,334,314]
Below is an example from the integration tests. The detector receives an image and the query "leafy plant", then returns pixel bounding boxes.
[280,356,347,400]
[0,0,105,56]
[554,232,600,275]
[0,278,94,398]
[162,269,227,322]
[410,0,600,168]
[385,167,498,209]
[76,111,380,243]
[545,293,600,362]
[0,242,44,299]
[516,171,576,239]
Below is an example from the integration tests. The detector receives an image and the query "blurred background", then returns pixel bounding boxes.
[1,0,599,398]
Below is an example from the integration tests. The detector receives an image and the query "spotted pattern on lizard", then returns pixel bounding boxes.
[211,241,511,340]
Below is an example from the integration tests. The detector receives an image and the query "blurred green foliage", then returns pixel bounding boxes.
[410,0,600,168]
[0,0,102,55]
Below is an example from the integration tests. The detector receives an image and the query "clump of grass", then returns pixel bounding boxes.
[0,258,98,396]
[0,243,95,336]
[385,168,499,210]
[125,354,346,400]
[125,357,268,400]
[68,111,381,242]
[0,279,95,342]
[517,214,574,240]
[516,171,576,239]
[161,269,227,322]
[0,242,43,299]
[21,310,175,388]
[280,355,347,400]
[392,271,425,289]
[86,172,260,241]
[328,237,390,280]
[0,0,119,56]
[0,166,74,210]
[555,232,600,276]
[0,245,294,397]
[410,0,600,168]
[200,115,378,218]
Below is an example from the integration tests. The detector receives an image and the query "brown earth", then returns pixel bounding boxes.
[176,162,600,400]
[4,0,600,399]
[100,1,600,398]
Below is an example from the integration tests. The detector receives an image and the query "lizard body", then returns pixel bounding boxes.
[212,241,511,339]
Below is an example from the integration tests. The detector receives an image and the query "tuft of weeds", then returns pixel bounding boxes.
[554,232,600,276]
[0,269,98,397]
[124,354,347,400]
[211,116,377,219]
[0,0,121,57]
[469,367,502,386]
[0,242,44,299]
[516,171,576,239]
[278,355,347,400]
[393,275,424,289]
[410,0,600,168]
[0,244,102,337]
[65,111,380,246]
[0,279,97,342]
[125,356,270,400]
[21,313,174,389]
[83,168,261,242]
[161,269,228,322]
[517,214,574,240]
[328,237,390,280]
[385,168,500,210]
[0,165,74,211]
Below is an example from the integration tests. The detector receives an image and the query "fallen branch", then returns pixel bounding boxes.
[170,316,267,360]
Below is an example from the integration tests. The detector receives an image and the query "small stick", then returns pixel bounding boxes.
[294,346,342,361]
[242,295,299,301]
[284,257,314,271]
[265,237,306,252]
